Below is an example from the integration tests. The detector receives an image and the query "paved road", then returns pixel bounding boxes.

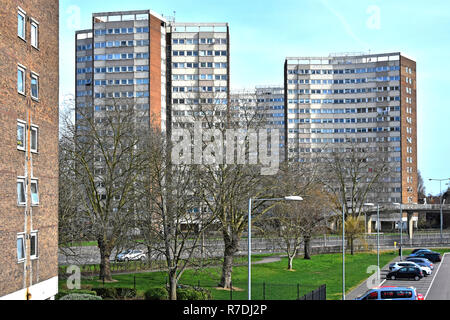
[425,253,450,300]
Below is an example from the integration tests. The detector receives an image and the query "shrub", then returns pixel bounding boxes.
[59,293,102,300]
[92,287,137,299]
[176,287,211,300]
[116,288,137,299]
[144,287,169,300]
[56,290,97,300]
[92,287,118,299]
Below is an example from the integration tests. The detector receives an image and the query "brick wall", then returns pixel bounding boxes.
[0,0,59,297]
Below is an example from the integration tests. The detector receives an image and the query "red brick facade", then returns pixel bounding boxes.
[0,0,59,298]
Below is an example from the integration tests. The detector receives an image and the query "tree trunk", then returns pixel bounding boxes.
[288,255,295,270]
[168,271,178,300]
[219,234,238,289]
[304,236,311,260]
[99,249,112,281]
[350,237,354,255]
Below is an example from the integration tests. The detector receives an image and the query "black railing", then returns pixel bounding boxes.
[298,284,326,300]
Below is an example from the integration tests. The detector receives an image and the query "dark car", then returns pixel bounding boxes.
[411,248,431,254]
[386,266,423,281]
[408,251,442,263]
[406,257,434,270]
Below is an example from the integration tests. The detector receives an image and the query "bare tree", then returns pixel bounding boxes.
[137,121,216,300]
[60,99,149,281]
[318,140,389,254]
[175,91,278,289]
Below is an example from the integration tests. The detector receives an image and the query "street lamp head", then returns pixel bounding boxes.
[284,196,303,201]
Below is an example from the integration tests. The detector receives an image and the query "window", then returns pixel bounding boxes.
[18,8,26,40]
[31,73,39,100]
[17,121,26,151]
[31,20,39,48]
[30,232,38,259]
[17,234,25,262]
[18,65,26,95]
[30,179,39,205]
[17,177,26,205]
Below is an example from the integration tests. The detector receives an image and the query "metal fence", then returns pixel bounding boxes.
[298,284,326,301]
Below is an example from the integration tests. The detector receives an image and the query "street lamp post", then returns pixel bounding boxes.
[364,203,380,282]
[394,202,403,260]
[429,178,450,242]
[247,196,303,300]
[342,202,345,301]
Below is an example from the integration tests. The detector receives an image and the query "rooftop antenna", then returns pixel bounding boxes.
[173,11,176,23]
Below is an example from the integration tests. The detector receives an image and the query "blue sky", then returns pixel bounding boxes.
[59,0,450,195]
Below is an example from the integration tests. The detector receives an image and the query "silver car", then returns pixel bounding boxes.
[116,249,147,262]
[389,261,432,276]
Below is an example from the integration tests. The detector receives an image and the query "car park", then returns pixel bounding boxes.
[408,251,442,263]
[116,249,147,262]
[405,257,434,270]
[356,286,424,300]
[386,266,423,281]
[389,261,432,276]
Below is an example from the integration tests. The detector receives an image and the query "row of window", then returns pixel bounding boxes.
[18,65,39,100]
[94,91,149,98]
[17,121,39,153]
[172,50,228,57]
[290,145,402,153]
[81,78,150,86]
[289,126,401,134]
[172,38,227,45]
[77,65,150,74]
[93,52,149,61]
[287,65,400,75]
[287,76,401,84]
[94,104,149,112]
[172,86,228,93]
[94,39,150,48]
[291,135,402,145]
[287,86,399,94]
[172,74,228,81]
[288,116,400,124]
[172,62,228,69]
[289,136,402,146]
[287,96,400,104]
[92,27,149,37]
[17,177,39,206]
[18,7,39,48]
[289,106,400,114]
[17,232,38,262]
[172,98,228,105]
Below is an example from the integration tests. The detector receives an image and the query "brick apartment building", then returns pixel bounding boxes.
[0,0,59,300]
[285,53,418,229]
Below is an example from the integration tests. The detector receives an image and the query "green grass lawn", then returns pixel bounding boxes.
[59,248,450,300]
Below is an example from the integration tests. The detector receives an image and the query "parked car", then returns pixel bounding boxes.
[386,266,423,281]
[356,286,424,300]
[405,257,434,270]
[408,251,442,263]
[411,248,432,254]
[116,249,147,262]
[389,261,432,276]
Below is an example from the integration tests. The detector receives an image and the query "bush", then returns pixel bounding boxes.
[176,287,211,301]
[92,287,118,299]
[116,288,137,299]
[92,287,137,299]
[56,290,97,300]
[144,287,169,300]
[59,293,102,300]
